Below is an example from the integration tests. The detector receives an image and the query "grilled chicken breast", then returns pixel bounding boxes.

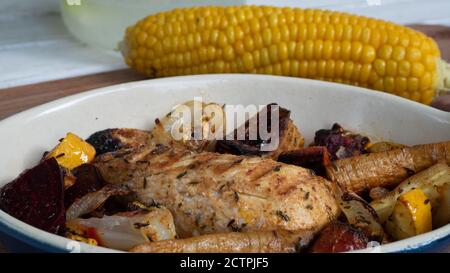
[94,144,339,251]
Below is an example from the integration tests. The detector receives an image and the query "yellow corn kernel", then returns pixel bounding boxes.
[384,77,395,92]
[378,45,393,60]
[395,77,408,93]
[411,62,425,77]
[398,60,411,77]
[392,46,406,61]
[361,45,376,64]
[360,64,371,83]
[351,41,363,62]
[341,41,351,61]
[386,60,397,77]
[374,59,386,76]
[45,133,96,170]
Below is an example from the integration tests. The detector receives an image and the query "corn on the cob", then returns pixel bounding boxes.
[121,6,450,104]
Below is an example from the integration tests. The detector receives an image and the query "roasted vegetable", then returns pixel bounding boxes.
[0,158,65,234]
[369,187,390,200]
[121,6,448,104]
[371,163,450,223]
[309,222,369,253]
[64,164,105,208]
[156,100,225,152]
[216,104,304,159]
[367,141,407,153]
[67,207,176,251]
[86,129,133,155]
[46,132,96,170]
[66,184,132,221]
[385,188,432,240]
[335,186,384,241]
[433,183,450,228]
[278,146,330,175]
[326,141,450,193]
[313,123,369,161]
[131,230,313,253]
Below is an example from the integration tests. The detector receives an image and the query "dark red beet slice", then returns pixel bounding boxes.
[65,164,105,208]
[0,158,65,235]
[309,222,369,253]
[314,123,370,161]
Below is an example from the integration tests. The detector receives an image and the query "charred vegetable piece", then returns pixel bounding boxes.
[385,189,432,240]
[66,184,132,221]
[309,222,369,253]
[278,146,330,175]
[326,141,450,194]
[46,133,96,170]
[314,123,370,161]
[336,187,384,241]
[86,128,157,156]
[215,104,304,159]
[63,169,77,189]
[0,158,65,234]
[371,163,450,223]
[86,129,123,155]
[67,207,176,251]
[65,164,105,208]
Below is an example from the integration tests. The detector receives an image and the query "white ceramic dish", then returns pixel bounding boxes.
[0,74,449,253]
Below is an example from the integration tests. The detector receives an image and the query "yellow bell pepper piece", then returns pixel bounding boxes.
[46,133,96,170]
[385,188,432,240]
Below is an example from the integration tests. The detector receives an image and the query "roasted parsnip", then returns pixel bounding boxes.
[326,141,450,193]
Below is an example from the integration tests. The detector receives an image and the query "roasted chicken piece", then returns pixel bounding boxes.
[94,145,339,252]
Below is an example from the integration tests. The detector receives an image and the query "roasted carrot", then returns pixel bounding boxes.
[130,230,314,253]
[325,141,450,193]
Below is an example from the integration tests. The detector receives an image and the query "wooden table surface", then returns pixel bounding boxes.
[0,25,449,253]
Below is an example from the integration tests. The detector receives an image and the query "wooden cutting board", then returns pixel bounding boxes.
[0,25,449,253]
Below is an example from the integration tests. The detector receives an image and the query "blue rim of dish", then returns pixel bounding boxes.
[397,233,450,253]
[1,218,449,253]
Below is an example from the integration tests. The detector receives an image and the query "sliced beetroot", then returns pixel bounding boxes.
[0,158,65,235]
[314,123,370,161]
[65,164,105,208]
